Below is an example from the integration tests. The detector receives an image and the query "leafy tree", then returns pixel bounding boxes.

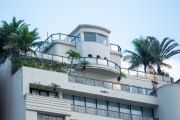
[148,37,180,74]
[123,37,155,73]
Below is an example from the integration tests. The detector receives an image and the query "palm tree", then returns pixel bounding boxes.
[123,37,155,73]
[148,37,180,74]
[66,50,81,74]
[0,16,27,53]
[16,27,41,56]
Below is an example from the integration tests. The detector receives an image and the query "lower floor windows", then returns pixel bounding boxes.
[37,114,63,120]
[63,94,154,118]
[30,89,58,98]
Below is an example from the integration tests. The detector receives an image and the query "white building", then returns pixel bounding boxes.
[1,24,180,120]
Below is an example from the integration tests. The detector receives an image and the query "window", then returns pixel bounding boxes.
[31,89,39,95]
[97,34,107,44]
[146,89,153,95]
[97,100,107,110]
[143,108,153,117]
[49,92,57,98]
[108,102,119,112]
[139,88,146,94]
[63,94,73,104]
[104,82,112,89]
[131,106,142,115]
[37,114,63,120]
[85,79,95,86]
[86,98,96,108]
[84,32,96,42]
[95,80,104,87]
[74,96,85,106]
[113,84,121,90]
[76,77,85,84]
[121,85,130,92]
[40,91,48,97]
[130,86,139,93]
[120,104,130,113]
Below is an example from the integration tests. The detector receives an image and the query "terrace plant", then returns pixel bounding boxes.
[117,71,126,82]
[51,83,60,91]
[31,82,42,89]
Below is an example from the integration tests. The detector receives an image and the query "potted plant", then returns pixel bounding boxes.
[31,82,42,90]
[117,71,126,82]
[80,60,90,77]
[51,83,60,91]
[88,54,93,58]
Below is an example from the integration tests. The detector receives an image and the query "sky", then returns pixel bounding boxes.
[1,0,180,80]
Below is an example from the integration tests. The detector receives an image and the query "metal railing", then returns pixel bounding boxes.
[71,105,159,120]
[69,75,154,96]
[17,51,173,83]
[109,43,121,52]
[35,33,81,52]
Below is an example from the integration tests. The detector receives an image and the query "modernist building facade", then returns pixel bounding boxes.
[1,24,180,120]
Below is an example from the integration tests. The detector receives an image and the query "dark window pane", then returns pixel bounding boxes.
[76,77,85,84]
[121,85,130,92]
[120,104,130,113]
[74,96,85,106]
[130,86,139,93]
[63,94,73,104]
[49,92,57,98]
[86,98,96,108]
[104,82,112,89]
[95,80,104,87]
[146,89,153,95]
[84,32,96,42]
[108,102,119,112]
[97,100,107,110]
[131,106,142,115]
[143,108,153,117]
[97,34,107,44]
[40,91,48,97]
[32,89,39,95]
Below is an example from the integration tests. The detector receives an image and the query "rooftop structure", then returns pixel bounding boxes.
[0,24,179,120]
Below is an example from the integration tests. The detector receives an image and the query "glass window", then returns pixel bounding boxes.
[120,104,130,113]
[104,82,112,89]
[86,98,96,108]
[143,108,153,117]
[138,88,146,94]
[113,84,121,90]
[43,115,50,120]
[40,91,48,97]
[74,96,85,106]
[97,100,107,110]
[146,89,153,95]
[108,102,119,112]
[85,79,95,86]
[63,94,73,104]
[32,89,39,95]
[97,34,107,44]
[84,32,96,42]
[131,106,142,115]
[121,85,130,92]
[95,80,104,87]
[49,92,57,98]
[130,86,139,93]
[76,77,85,84]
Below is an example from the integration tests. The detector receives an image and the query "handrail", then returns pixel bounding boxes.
[16,51,172,83]
[71,105,159,120]
[68,75,155,96]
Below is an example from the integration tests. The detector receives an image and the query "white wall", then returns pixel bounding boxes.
[155,84,180,120]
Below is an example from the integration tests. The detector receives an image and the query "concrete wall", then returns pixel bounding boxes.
[0,58,12,120]
[11,68,25,120]
[155,84,180,120]
[110,52,121,67]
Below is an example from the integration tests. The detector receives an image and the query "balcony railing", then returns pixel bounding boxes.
[71,105,159,120]
[69,75,155,96]
[17,51,173,83]
[109,43,121,52]
[35,33,81,52]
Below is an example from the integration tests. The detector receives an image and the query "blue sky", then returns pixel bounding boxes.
[1,0,180,80]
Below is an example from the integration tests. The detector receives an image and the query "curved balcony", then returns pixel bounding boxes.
[72,57,120,74]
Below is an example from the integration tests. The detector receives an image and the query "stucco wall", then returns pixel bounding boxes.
[155,84,180,120]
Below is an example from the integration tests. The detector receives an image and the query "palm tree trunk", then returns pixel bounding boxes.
[157,63,161,74]
[144,65,147,73]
